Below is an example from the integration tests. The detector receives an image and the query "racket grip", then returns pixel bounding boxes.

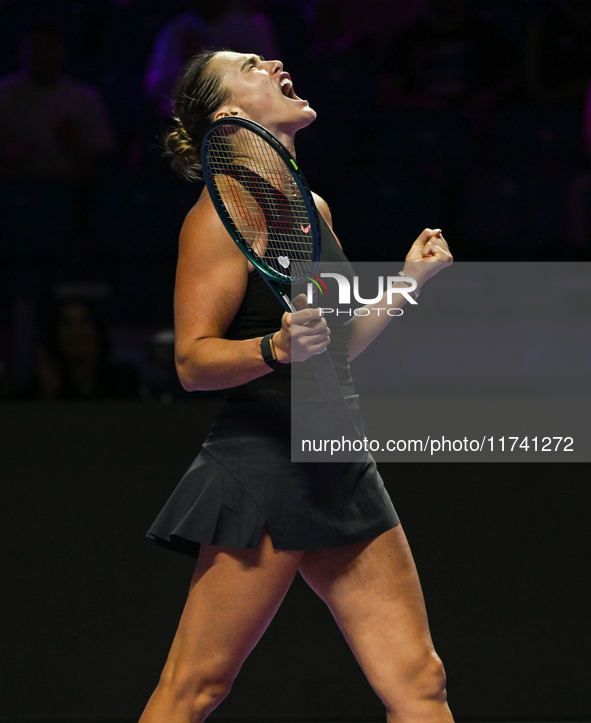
[285,296,360,439]
[308,351,361,440]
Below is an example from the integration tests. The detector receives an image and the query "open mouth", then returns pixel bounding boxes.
[280,77,298,100]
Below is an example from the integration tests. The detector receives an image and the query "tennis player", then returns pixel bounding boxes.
[140,50,454,723]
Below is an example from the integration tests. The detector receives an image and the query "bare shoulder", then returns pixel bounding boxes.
[177,187,249,277]
[174,187,249,351]
[312,191,342,249]
[182,187,235,250]
[311,192,333,228]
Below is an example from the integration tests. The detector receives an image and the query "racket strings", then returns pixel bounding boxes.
[205,127,315,280]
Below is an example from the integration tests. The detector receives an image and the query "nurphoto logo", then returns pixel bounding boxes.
[305,273,418,314]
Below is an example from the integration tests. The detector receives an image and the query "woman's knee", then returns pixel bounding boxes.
[414,651,448,702]
[377,649,448,712]
[396,650,448,706]
[157,660,235,716]
[191,678,233,717]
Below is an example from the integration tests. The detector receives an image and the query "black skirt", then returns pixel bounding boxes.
[146,396,399,557]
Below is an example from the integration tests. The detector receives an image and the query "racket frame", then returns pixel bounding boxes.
[202,117,321,303]
[201,116,360,440]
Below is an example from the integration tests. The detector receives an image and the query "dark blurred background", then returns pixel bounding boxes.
[2,0,591,397]
[1,1,590,721]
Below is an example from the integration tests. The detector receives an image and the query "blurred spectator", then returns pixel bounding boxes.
[145,0,281,117]
[308,0,360,58]
[565,78,591,255]
[17,298,141,401]
[525,0,591,106]
[309,0,428,58]
[382,0,518,116]
[0,21,114,184]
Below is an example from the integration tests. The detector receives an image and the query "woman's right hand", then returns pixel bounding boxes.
[175,193,331,390]
[273,294,331,363]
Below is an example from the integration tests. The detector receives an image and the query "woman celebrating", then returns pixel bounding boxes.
[141,50,454,723]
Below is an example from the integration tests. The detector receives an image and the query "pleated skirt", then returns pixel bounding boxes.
[145,397,399,557]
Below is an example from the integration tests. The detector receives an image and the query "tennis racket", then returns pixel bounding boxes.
[201,116,359,440]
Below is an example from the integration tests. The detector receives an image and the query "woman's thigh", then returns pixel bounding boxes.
[299,525,441,701]
[160,530,304,686]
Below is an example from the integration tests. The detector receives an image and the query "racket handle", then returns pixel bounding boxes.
[283,295,298,313]
[308,350,361,440]
[284,294,360,439]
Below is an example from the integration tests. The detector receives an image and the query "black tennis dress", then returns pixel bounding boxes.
[145,215,399,557]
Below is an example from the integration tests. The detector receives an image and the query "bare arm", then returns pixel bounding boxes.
[174,190,330,391]
[310,195,452,361]
[346,228,452,360]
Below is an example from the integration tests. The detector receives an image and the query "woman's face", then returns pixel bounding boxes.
[212,51,316,143]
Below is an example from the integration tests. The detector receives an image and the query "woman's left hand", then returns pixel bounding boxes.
[402,228,453,287]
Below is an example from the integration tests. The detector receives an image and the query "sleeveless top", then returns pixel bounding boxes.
[144,207,401,556]
[224,213,356,401]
